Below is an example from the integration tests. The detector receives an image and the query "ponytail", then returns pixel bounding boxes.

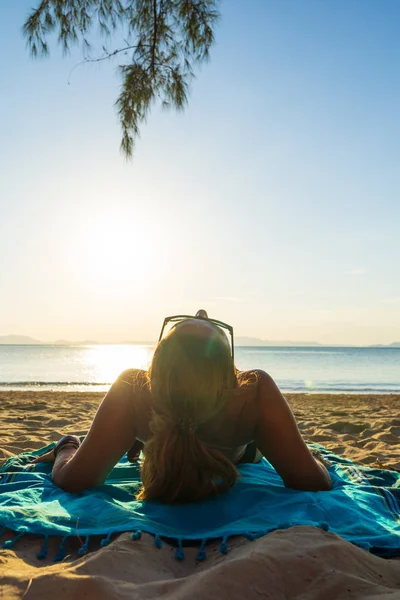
[137,409,238,503]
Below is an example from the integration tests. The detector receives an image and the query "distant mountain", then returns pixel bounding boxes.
[235,337,322,347]
[0,335,42,345]
[2,334,400,347]
[0,336,99,346]
[369,342,400,348]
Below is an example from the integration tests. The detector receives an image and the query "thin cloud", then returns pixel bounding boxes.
[346,268,366,276]
[382,297,400,304]
[211,296,246,304]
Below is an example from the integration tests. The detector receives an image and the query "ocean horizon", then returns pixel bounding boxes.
[1,344,399,395]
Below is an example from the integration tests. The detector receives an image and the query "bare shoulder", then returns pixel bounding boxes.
[250,369,276,388]
[113,369,153,439]
[103,368,151,421]
[238,368,273,384]
[236,368,275,407]
[245,369,282,400]
[234,368,288,438]
[248,368,293,422]
[114,368,149,390]
[229,369,268,438]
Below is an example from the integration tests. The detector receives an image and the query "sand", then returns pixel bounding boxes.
[0,391,399,599]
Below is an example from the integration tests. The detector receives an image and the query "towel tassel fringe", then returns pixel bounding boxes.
[244,530,266,541]
[78,535,90,556]
[219,536,229,555]
[2,527,28,549]
[196,539,207,561]
[131,530,142,541]
[100,531,114,547]
[175,539,185,561]
[318,522,329,531]
[54,535,68,562]
[37,534,49,560]
[154,534,163,549]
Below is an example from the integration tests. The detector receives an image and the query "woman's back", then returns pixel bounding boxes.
[130,368,260,464]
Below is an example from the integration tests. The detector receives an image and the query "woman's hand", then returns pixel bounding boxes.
[127,439,144,463]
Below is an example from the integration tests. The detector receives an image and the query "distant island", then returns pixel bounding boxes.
[234,337,400,348]
[1,334,400,348]
[234,337,323,347]
[0,335,43,345]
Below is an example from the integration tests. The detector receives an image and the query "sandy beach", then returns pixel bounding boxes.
[1,391,399,599]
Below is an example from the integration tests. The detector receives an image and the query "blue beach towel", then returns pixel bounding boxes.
[0,444,399,561]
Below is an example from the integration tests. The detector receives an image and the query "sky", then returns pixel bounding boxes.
[0,0,399,345]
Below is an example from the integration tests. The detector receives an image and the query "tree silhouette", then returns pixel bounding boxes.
[23,1,220,157]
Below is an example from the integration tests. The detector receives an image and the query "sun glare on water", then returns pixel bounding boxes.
[85,344,154,384]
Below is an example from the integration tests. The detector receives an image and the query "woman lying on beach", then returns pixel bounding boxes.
[34,310,332,502]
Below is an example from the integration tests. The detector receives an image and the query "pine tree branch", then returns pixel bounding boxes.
[22,0,221,157]
[151,0,158,77]
[67,43,153,84]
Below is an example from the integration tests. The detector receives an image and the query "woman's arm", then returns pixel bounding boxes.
[253,370,332,491]
[50,369,140,492]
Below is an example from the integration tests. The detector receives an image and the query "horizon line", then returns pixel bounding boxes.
[0,335,399,349]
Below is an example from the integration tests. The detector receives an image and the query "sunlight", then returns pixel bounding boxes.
[76,212,162,287]
[84,344,154,384]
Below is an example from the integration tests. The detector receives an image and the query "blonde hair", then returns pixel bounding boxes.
[137,328,241,503]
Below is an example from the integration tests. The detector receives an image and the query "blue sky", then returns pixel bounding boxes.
[0,0,399,344]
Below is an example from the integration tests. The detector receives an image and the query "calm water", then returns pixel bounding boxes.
[0,345,400,394]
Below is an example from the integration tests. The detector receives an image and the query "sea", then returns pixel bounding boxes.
[0,345,400,394]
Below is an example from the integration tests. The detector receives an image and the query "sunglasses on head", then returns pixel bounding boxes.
[158,315,235,360]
